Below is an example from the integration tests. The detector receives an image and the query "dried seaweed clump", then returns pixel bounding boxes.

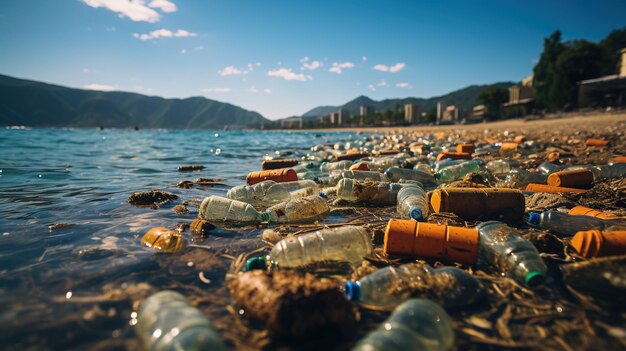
[127,190,178,207]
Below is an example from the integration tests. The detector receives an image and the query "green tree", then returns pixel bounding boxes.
[478,86,508,118]
[533,30,565,110]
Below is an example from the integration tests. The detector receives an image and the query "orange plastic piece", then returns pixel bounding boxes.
[336,152,369,161]
[377,149,400,156]
[485,137,499,143]
[246,168,298,185]
[547,169,594,188]
[568,206,618,219]
[456,144,475,154]
[570,230,626,258]
[430,188,525,222]
[436,151,472,161]
[546,152,560,162]
[262,158,299,170]
[410,144,425,154]
[500,142,519,151]
[349,162,369,171]
[383,219,479,265]
[525,183,588,194]
[613,156,626,163]
[514,136,527,143]
[585,138,609,147]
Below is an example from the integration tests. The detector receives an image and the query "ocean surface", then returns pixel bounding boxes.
[0,127,360,349]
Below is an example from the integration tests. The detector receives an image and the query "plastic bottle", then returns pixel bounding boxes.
[527,211,626,237]
[547,169,594,188]
[365,157,402,172]
[227,180,292,205]
[486,159,519,177]
[537,162,562,175]
[266,195,330,223]
[245,225,373,270]
[476,221,547,287]
[320,160,354,173]
[435,160,483,181]
[351,299,454,351]
[199,195,270,223]
[503,169,547,187]
[384,167,437,184]
[570,230,626,258]
[595,163,626,180]
[343,263,484,310]
[279,179,319,196]
[430,188,525,223]
[336,178,403,204]
[335,170,390,183]
[397,183,429,220]
[136,290,227,351]
[246,168,298,185]
[413,163,434,174]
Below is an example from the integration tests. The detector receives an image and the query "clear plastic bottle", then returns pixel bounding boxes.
[227,180,292,206]
[351,299,454,351]
[476,221,547,287]
[320,160,354,173]
[435,160,483,182]
[503,169,547,187]
[280,179,320,197]
[433,158,468,172]
[486,159,519,177]
[527,211,626,237]
[384,167,437,184]
[266,194,330,223]
[397,183,429,220]
[413,163,434,174]
[537,162,562,175]
[343,264,484,310]
[246,225,373,270]
[336,178,403,204]
[334,170,390,183]
[136,290,227,351]
[365,157,402,172]
[199,195,270,223]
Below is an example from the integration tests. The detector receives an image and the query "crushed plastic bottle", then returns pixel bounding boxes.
[343,263,484,310]
[527,211,626,237]
[266,194,330,223]
[336,178,403,204]
[199,195,270,223]
[320,160,354,173]
[351,299,454,351]
[486,159,520,177]
[397,183,429,220]
[435,160,483,182]
[246,225,373,270]
[227,180,291,205]
[476,221,547,287]
[136,290,227,351]
[384,167,437,184]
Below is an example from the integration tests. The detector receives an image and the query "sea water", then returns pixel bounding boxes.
[0,127,358,349]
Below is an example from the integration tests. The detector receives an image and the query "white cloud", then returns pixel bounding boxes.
[362,56,368,61]
[377,79,389,87]
[372,62,406,73]
[132,28,197,40]
[202,87,231,93]
[180,49,187,54]
[83,83,116,91]
[301,57,323,71]
[218,65,242,76]
[328,61,355,74]
[248,86,272,94]
[195,45,205,51]
[148,0,176,12]
[105,26,116,32]
[264,88,272,94]
[368,84,376,92]
[82,0,163,23]
[267,68,311,81]
[83,68,90,74]
[255,62,261,67]
[396,82,412,89]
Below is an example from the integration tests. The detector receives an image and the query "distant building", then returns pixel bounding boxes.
[471,104,486,119]
[280,117,303,129]
[338,109,350,126]
[504,75,535,117]
[578,48,626,109]
[436,102,444,122]
[442,105,458,123]
[404,103,419,124]
[359,105,374,117]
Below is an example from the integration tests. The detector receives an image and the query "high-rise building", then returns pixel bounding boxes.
[404,103,419,124]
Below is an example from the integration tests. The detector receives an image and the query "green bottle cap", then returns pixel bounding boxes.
[245,256,268,271]
[525,271,545,287]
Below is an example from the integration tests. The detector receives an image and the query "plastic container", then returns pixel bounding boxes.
[141,227,185,253]
[436,151,472,161]
[246,168,298,185]
[476,221,547,287]
[199,196,271,223]
[413,163,434,174]
[569,205,618,219]
[486,159,519,177]
[397,183,429,220]
[433,158,468,172]
[537,162,562,175]
[527,210,626,237]
[384,167,437,184]
[435,160,483,181]
[246,225,373,270]
[383,219,479,264]
[595,163,626,180]
[336,178,403,204]
[503,169,547,187]
[525,183,587,194]
[570,230,626,258]
[227,180,292,206]
[337,170,390,182]
[430,188,525,223]
[364,157,402,172]
[344,263,484,310]
[320,160,354,173]
[547,169,594,188]
[136,290,226,351]
[456,143,475,154]
[265,195,329,223]
[351,299,454,351]
[262,158,299,170]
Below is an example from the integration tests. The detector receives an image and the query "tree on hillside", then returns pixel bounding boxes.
[478,86,508,118]
[533,31,565,110]
[599,28,626,75]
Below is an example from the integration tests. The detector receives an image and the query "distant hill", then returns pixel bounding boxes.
[0,74,269,128]
[299,82,515,119]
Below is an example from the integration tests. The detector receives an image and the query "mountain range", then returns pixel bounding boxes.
[0,74,269,129]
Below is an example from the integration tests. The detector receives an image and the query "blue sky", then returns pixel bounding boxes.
[1,0,625,119]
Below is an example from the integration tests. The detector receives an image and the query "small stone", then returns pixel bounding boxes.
[173,204,189,215]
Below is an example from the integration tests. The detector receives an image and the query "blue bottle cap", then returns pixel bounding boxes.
[525,271,545,287]
[245,256,267,271]
[527,212,540,225]
[319,192,328,198]
[313,176,320,183]
[342,281,361,301]
[409,207,423,220]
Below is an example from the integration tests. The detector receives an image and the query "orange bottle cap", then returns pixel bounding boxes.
[547,169,594,188]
